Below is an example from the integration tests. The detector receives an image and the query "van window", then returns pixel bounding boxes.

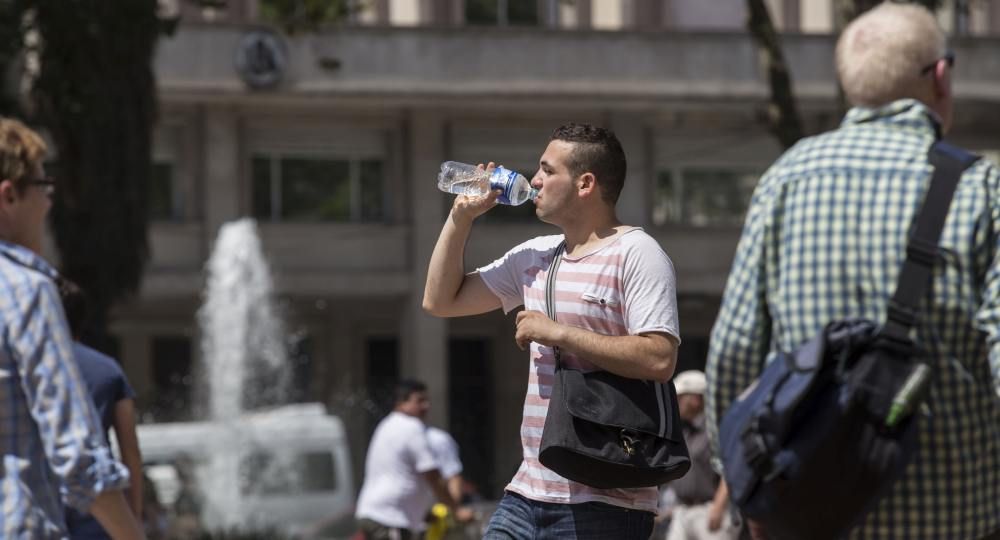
[240,451,338,495]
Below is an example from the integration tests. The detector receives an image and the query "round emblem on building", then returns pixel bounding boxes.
[234,29,288,90]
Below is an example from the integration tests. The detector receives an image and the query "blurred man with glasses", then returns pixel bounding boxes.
[0,117,144,539]
[707,3,999,539]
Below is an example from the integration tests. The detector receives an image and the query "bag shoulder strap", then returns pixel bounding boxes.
[546,241,566,369]
[882,141,979,339]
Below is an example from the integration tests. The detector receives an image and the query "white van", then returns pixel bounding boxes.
[136,403,354,538]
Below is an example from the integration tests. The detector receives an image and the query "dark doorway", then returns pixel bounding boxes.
[676,335,709,373]
[150,335,193,421]
[366,337,399,438]
[449,338,496,497]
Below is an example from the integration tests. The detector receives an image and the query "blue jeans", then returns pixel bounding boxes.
[484,491,654,540]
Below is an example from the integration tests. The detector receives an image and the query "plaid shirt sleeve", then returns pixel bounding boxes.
[704,166,779,464]
[11,278,129,511]
[973,161,1000,400]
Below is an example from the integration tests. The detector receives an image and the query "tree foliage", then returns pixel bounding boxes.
[32,0,160,350]
[258,0,357,34]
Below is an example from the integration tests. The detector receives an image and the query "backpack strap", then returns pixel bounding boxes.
[882,141,979,340]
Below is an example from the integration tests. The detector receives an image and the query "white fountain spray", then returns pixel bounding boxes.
[197,218,290,529]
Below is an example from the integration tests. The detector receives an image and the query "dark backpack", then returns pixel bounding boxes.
[718,142,979,539]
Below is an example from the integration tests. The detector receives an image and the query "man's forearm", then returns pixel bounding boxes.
[554,326,677,382]
[712,479,729,510]
[422,212,474,316]
[114,400,144,516]
[446,475,464,504]
[423,469,461,509]
[89,490,146,540]
[123,458,143,517]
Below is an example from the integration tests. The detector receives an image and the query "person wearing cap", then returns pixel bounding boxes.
[664,371,739,540]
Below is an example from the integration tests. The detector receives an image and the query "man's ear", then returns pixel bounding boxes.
[933,60,951,100]
[0,180,16,205]
[577,172,597,196]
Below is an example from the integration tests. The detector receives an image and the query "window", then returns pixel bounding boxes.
[466,0,539,26]
[152,124,184,221]
[258,0,371,27]
[449,338,495,496]
[287,332,314,403]
[149,162,179,221]
[800,0,833,34]
[150,335,194,422]
[653,168,761,227]
[252,155,385,222]
[389,0,421,26]
[366,337,399,438]
[591,0,624,30]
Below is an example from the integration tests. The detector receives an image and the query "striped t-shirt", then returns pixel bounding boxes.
[478,228,680,512]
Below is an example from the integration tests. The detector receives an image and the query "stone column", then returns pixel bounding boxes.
[576,0,593,28]
[609,112,651,228]
[120,331,151,418]
[402,110,449,429]
[202,106,241,251]
[629,0,665,30]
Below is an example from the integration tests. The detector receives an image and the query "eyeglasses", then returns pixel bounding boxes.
[920,51,955,76]
[28,176,56,196]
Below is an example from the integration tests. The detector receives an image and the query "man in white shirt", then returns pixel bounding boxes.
[355,379,472,540]
[425,426,464,504]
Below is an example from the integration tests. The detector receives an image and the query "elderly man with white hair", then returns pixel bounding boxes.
[707,2,1000,539]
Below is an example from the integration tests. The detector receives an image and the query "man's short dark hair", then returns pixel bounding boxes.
[395,378,427,404]
[550,123,627,204]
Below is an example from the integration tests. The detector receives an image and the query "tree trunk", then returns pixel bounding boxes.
[746,0,804,149]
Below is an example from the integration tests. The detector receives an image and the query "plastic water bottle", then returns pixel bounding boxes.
[437,161,538,206]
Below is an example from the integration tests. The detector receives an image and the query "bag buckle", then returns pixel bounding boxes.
[906,237,939,267]
[886,301,917,328]
[884,301,918,340]
[620,430,638,456]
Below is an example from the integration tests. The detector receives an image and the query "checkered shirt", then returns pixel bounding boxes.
[0,240,129,538]
[706,99,1000,540]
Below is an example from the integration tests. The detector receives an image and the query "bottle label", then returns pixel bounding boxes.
[489,167,518,205]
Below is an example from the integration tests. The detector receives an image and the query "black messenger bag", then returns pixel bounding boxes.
[537,242,691,489]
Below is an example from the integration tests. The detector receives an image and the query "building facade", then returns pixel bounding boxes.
[116,0,1000,495]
